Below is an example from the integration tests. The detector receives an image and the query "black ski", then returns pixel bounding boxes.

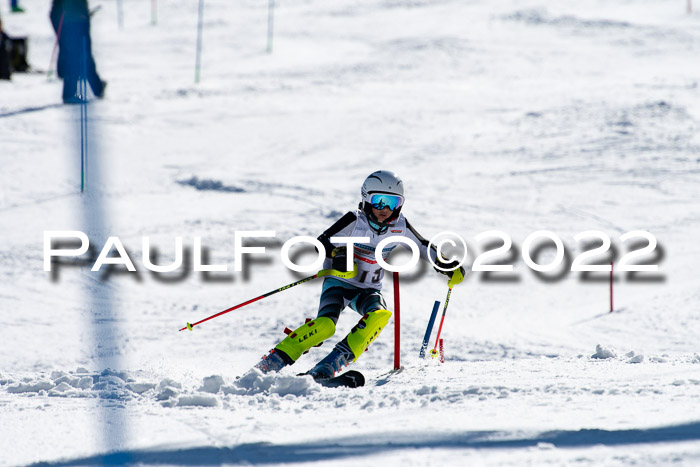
[316,370,365,388]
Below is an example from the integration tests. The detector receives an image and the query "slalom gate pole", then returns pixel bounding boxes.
[47,12,65,81]
[266,0,275,53]
[430,269,463,358]
[610,261,614,313]
[393,271,400,370]
[117,0,124,30]
[419,300,440,358]
[194,0,204,83]
[180,266,357,331]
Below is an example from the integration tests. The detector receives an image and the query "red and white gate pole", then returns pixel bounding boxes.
[610,261,614,313]
[393,271,400,370]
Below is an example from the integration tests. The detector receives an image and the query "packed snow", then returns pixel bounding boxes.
[1,0,700,465]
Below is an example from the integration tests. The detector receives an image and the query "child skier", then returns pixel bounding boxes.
[255,170,464,380]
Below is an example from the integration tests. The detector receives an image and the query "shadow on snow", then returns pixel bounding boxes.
[29,420,700,466]
[0,103,65,118]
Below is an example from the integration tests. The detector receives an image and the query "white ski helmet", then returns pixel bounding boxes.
[360,170,405,233]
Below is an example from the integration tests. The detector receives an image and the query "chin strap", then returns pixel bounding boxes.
[362,202,400,235]
[368,219,388,235]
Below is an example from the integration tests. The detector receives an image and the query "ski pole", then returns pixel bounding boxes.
[179,265,357,331]
[47,12,65,81]
[430,268,463,358]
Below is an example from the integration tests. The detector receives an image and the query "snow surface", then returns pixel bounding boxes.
[1,0,700,465]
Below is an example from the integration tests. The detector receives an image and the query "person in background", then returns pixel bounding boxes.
[50,0,105,104]
[10,0,24,13]
[0,17,11,79]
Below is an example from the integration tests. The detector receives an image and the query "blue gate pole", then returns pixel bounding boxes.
[419,301,440,359]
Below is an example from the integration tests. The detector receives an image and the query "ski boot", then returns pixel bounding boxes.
[255,348,294,373]
[308,309,392,380]
[254,316,336,373]
[307,339,355,380]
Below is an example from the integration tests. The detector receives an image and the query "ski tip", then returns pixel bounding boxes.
[186,322,193,331]
[316,370,365,388]
[343,370,365,388]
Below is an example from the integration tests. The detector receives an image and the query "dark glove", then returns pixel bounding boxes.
[434,258,465,282]
[331,246,349,272]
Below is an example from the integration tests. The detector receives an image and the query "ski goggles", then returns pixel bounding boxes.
[369,193,404,211]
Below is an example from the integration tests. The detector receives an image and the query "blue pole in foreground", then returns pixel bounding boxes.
[195,0,204,83]
[419,301,440,358]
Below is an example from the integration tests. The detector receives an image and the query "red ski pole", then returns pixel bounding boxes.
[179,266,357,331]
[430,268,463,358]
[47,12,65,81]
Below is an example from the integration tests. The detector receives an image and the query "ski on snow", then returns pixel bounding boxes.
[314,370,365,388]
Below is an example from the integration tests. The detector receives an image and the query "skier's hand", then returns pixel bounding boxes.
[434,258,465,285]
[331,247,349,272]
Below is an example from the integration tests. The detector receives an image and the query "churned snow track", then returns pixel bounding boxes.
[3,356,700,466]
[2,0,700,465]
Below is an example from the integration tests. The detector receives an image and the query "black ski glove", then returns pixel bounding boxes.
[331,246,349,272]
[434,258,465,280]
